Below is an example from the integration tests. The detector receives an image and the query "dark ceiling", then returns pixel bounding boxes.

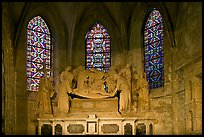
[8,2,179,29]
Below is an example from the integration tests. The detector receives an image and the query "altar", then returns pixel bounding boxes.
[37,115,156,135]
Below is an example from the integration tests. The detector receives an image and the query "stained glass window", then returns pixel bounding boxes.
[85,23,111,72]
[144,9,164,89]
[26,16,52,91]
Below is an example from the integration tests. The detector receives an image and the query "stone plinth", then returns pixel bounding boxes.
[70,98,118,113]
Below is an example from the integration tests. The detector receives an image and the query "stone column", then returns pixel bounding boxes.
[2,3,17,134]
[192,76,202,134]
[145,122,150,135]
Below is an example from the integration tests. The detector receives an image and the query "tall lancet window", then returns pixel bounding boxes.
[144,9,164,89]
[26,16,52,91]
[85,23,111,72]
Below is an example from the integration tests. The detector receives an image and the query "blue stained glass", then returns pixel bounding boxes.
[85,23,111,72]
[144,9,164,89]
[26,16,52,91]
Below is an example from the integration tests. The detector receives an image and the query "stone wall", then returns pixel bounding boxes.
[171,2,202,135]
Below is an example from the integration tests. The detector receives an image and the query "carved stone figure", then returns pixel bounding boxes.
[89,68,105,92]
[37,69,54,115]
[106,66,117,93]
[58,66,73,114]
[137,72,149,111]
[71,67,118,99]
[113,74,132,114]
[77,67,90,90]
[131,67,139,112]
[132,67,139,91]
[72,66,83,86]
[119,64,132,90]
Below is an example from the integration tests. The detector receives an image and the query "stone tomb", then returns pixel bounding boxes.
[37,66,154,134]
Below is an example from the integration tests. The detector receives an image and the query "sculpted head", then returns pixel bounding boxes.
[110,65,115,70]
[90,68,96,73]
[78,66,83,70]
[43,68,49,78]
[132,67,137,73]
[143,72,146,78]
[113,74,119,81]
[126,64,131,68]
[66,66,72,71]
[109,66,117,74]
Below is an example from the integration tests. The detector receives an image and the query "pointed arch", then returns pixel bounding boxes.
[144,9,164,89]
[26,16,52,91]
[85,23,111,72]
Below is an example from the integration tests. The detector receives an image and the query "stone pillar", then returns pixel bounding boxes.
[192,77,202,134]
[133,120,136,135]
[146,122,150,135]
[52,122,54,135]
[38,122,41,135]
[2,3,17,135]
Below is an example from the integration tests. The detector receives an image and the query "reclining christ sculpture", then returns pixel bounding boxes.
[69,66,118,99]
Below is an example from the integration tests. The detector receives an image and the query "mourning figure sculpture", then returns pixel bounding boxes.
[113,73,132,114]
[37,68,55,115]
[137,72,149,111]
[58,66,73,114]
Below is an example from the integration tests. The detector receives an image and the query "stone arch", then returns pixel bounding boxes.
[72,3,124,69]
[85,22,111,72]
[14,3,67,134]
[140,3,176,48]
[15,3,67,96]
[129,3,176,75]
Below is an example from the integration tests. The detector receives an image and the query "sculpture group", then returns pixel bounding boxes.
[37,64,150,116]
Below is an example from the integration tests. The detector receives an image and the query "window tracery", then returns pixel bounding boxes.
[85,23,111,72]
[26,16,52,91]
[144,9,164,89]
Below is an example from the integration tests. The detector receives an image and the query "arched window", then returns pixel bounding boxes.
[85,23,111,72]
[144,9,164,89]
[26,16,52,91]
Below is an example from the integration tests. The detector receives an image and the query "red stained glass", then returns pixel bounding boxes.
[85,23,111,72]
[26,16,52,91]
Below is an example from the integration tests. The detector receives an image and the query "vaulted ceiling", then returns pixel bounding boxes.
[8,2,179,41]
[9,2,179,25]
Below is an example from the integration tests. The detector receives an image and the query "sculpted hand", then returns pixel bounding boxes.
[110,89,117,96]
[67,88,73,94]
